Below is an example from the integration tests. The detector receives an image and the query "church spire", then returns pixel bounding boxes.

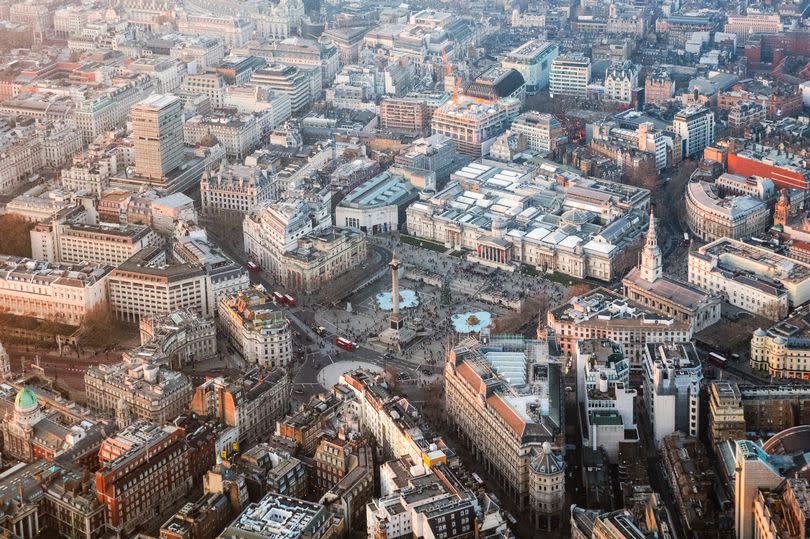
[640,209,662,282]
[646,209,658,248]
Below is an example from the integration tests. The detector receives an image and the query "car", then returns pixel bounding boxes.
[564,386,574,392]
[383,352,394,360]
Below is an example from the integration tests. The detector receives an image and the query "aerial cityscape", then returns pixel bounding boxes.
[0,0,805,537]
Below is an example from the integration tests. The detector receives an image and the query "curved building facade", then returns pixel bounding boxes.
[685,181,770,242]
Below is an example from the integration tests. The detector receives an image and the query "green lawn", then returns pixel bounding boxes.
[400,234,448,253]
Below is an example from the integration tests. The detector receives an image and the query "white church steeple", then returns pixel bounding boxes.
[640,209,662,282]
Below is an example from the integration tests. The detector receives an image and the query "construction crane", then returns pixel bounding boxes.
[440,48,460,105]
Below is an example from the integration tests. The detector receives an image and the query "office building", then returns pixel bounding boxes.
[0,255,110,325]
[548,288,692,366]
[430,96,521,157]
[179,73,227,109]
[191,367,289,446]
[575,340,638,462]
[672,107,715,158]
[218,287,292,369]
[643,342,703,448]
[108,246,213,322]
[689,238,810,320]
[444,335,565,529]
[379,98,431,134]
[221,493,340,539]
[131,94,184,181]
[95,422,194,535]
[250,65,313,114]
[501,40,559,94]
[624,212,721,332]
[549,54,591,98]
[511,112,564,154]
[684,181,771,242]
[201,164,280,216]
[30,222,162,267]
[734,427,810,539]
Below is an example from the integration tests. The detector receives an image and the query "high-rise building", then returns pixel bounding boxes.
[707,381,745,448]
[672,106,715,158]
[642,342,703,448]
[549,54,591,98]
[734,428,810,539]
[575,340,638,462]
[131,94,184,180]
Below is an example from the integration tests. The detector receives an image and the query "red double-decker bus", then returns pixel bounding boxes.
[335,337,355,351]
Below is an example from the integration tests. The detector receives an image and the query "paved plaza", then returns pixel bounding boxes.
[312,234,569,368]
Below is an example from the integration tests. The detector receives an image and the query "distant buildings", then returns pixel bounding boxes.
[672,107,715,158]
[217,287,293,369]
[501,40,559,94]
[549,54,591,99]
[603,62,638,104]
[510,112,564,154]
[643,342,703,448]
